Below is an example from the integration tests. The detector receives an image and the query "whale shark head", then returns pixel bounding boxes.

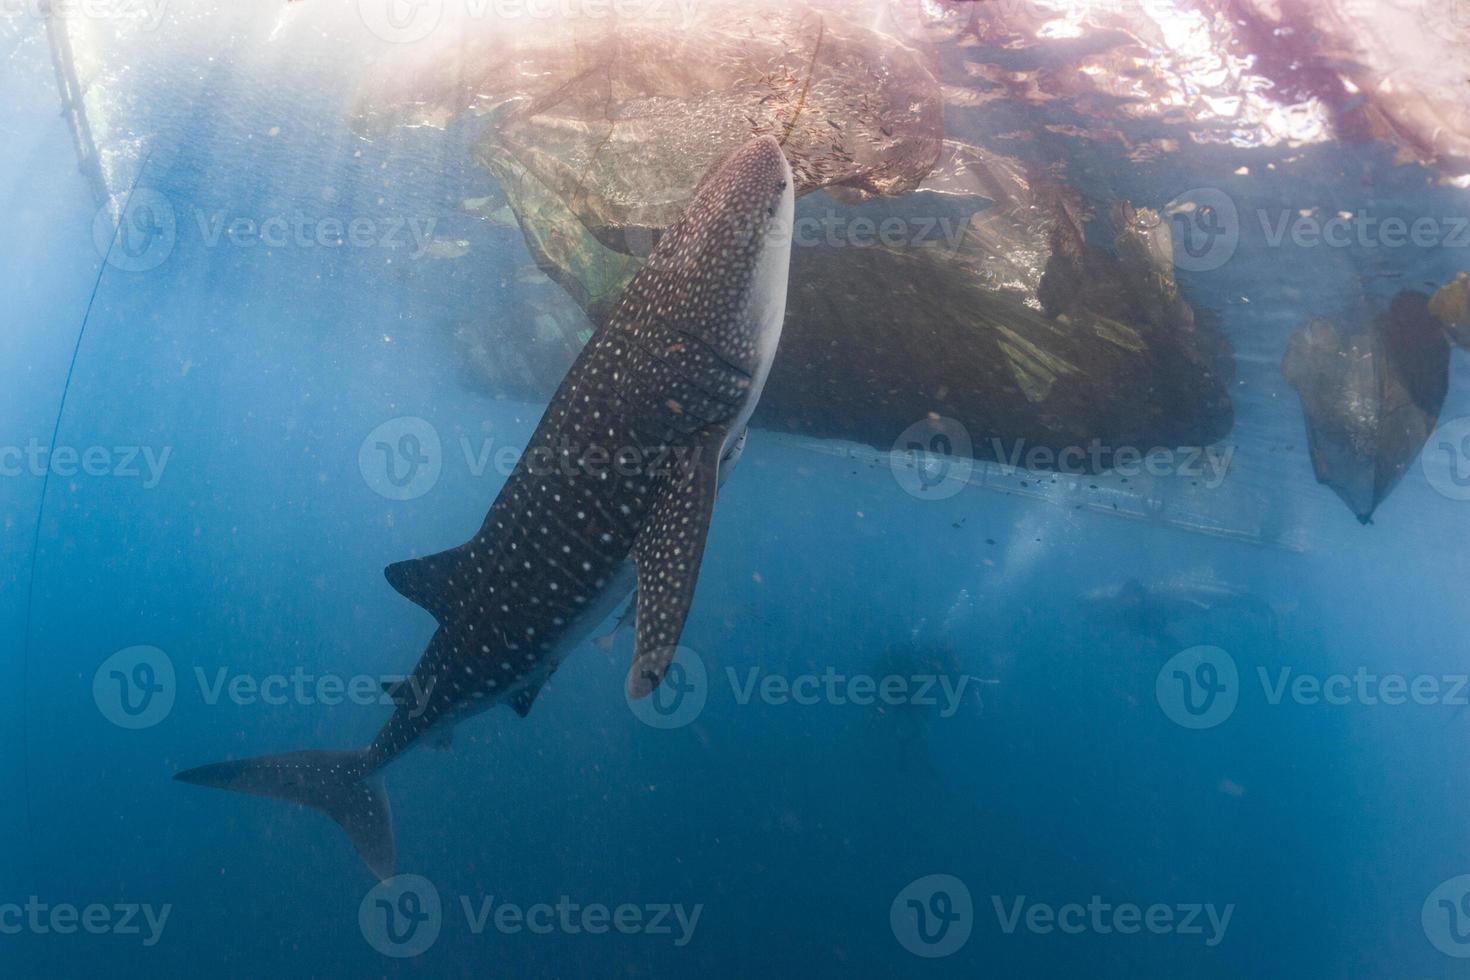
[632,135,795,382]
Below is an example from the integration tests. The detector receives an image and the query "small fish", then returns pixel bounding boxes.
[592,596,638,652]
[461,196,519,228]
[419,237,472,260]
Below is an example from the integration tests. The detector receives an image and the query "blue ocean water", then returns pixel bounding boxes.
[5,4,1470,978]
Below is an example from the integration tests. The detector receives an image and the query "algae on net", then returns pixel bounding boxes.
[354,5,945,252]
[470,7,945,255]
[472,133,1235,465]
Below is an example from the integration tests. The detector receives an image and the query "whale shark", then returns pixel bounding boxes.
[175,136,796,879]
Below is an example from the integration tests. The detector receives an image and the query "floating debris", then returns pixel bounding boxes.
[1282,291,1450,522]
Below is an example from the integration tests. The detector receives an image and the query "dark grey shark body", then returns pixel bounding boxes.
[176,137,796,879]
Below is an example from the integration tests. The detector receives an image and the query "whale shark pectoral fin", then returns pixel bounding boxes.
[510,687,539,718]
[384,547,471,623]
[509,664,558,718]
[626,436,722,699]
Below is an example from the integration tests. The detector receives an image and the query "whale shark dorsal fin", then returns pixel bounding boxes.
[626,436,722,699]
[384,548,470,624]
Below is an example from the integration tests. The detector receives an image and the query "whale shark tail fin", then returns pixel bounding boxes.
[174,748,394,880]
